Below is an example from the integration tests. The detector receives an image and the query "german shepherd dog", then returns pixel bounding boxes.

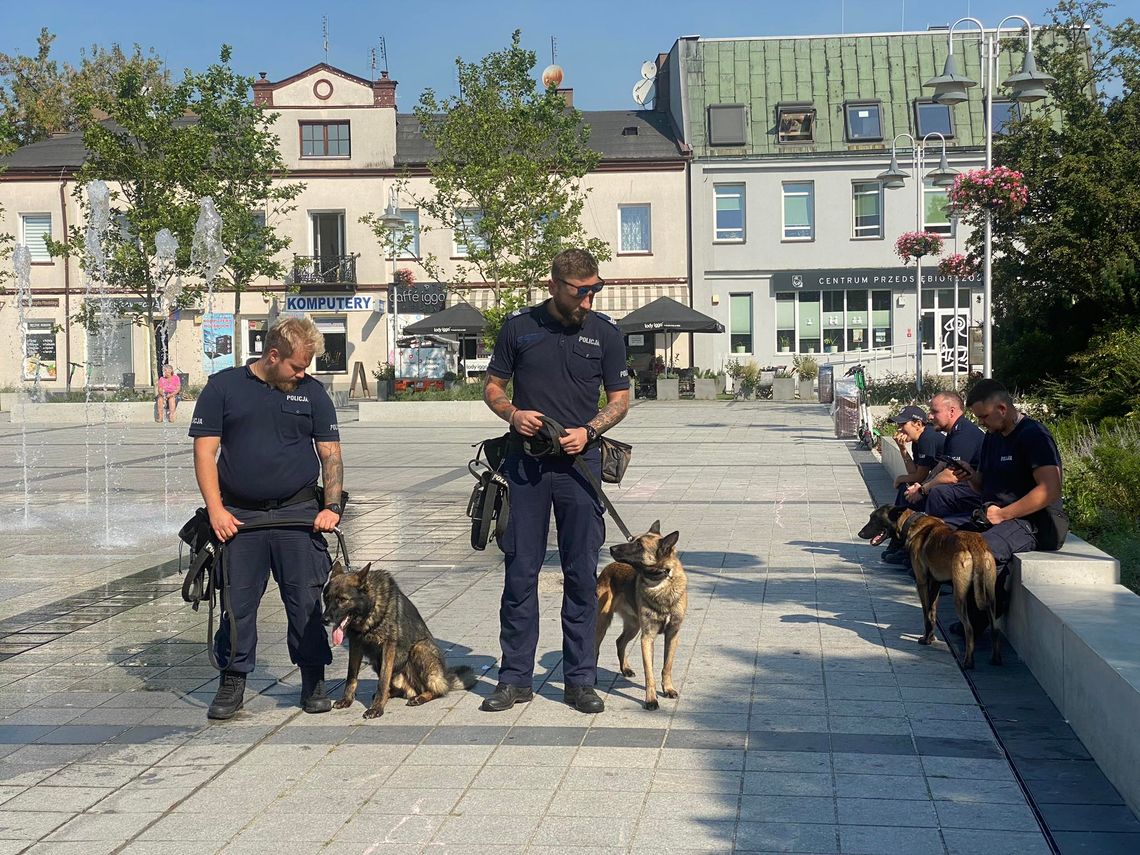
[858,505,1001,669]
[596,521,687,710]
[322,561,476,719]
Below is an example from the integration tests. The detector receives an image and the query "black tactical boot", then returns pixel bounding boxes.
[479,682,533,712]
[300,667,332,714]
[207,670,246,720]
[564,685,605,714]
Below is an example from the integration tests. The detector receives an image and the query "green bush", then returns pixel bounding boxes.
[864,371,955,405]
[1040,325,1140,421]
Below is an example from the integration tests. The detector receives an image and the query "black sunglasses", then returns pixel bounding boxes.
[557,277,605,298]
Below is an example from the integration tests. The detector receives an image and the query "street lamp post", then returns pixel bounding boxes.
[378,186,407,379]
[924,15,1053,378]
[877,133,959,394]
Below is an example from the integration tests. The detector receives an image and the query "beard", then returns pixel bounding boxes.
[266,369,299,393]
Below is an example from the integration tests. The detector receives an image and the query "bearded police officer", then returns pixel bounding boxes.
[189,317,343,720]
[481,248,630,714]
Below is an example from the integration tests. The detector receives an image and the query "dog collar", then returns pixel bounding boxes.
[899,510,927,543]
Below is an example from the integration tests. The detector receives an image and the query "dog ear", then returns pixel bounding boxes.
[650,520,662,534]
[356,562,372,583]
[657,531,680,556]
[329,559,345,577]
[888,506,904,523]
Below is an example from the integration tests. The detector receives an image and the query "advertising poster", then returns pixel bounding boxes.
[23,320,58,380]
[202,313,235,375]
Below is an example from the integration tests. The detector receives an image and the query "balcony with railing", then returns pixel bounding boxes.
[293,254,358,292]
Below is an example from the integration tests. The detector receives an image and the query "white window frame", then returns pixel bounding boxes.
[453,209,486,258]
[397,208,420,259]
[713,184,746,243]
[21,213,53,263]
[618,204,652,254]
[851,181,884,240]
[782,181,815,242]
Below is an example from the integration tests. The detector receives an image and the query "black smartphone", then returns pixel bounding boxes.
[935,454,968,471]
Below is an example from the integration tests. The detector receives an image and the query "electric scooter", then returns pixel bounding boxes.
[844,363,878,450]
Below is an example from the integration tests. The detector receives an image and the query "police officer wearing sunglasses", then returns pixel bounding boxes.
[481,248,630,714]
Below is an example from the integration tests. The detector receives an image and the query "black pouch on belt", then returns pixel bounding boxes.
[466,434,511,551]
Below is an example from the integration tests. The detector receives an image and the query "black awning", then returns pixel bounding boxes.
[401,302,487,335]
[617,297,725,334]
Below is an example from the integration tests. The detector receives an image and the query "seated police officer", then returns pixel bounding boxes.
[481,248,630,714]
[907,390,985,523]
[950,379,1066,632]
[189,317,343,720]
[881,405,944,563]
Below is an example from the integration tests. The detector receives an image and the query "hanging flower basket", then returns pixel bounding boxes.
[394,268,415,285]
[938,253,979,279]
[895,231,944,264]
[948,166,1029,216]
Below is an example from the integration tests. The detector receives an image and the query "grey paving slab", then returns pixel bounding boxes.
[0,405,1078,851]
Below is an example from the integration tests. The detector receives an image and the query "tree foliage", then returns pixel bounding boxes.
[0,28,166,154]
[365,30,609,331]
[59,45,302,376]
[971,1,1140,390]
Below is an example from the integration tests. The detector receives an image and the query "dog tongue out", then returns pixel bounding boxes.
[331,620,347,647]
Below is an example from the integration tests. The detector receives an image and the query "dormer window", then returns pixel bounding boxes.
[845,101,883,141]
[708,105,747,147]
[777,104,815,144]
[300,121,351,158]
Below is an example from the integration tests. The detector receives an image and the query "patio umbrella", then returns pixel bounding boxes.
[617,297,724,334]
[401,302,486,336]
[618,296,724,371]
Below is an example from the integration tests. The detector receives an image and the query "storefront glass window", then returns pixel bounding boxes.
[797,291,821,353]
[776,293,795,353]
[315,318,348,373]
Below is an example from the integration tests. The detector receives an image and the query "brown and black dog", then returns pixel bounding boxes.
[859,505,1002,669]
[323,561,476,719]
[596,521,687,710]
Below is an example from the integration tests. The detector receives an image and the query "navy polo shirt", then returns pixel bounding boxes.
[979,416,1063,509]
[943,414,984,468]
[488,302,629,428]
[188,365,339,502]
[912,426,945,469]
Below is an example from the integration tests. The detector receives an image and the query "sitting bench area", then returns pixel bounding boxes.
[878,438,1140,814]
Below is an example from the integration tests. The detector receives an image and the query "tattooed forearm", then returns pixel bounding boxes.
[588,390,630,435]
[317,442,343,507]
[483,375,515,422]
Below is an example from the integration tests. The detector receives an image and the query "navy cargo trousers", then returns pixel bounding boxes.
[214,498,334,674]
[497,448,605,689]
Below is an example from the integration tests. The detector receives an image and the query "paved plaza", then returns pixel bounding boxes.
[0,401,1107,852]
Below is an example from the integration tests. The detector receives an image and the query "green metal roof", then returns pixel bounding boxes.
[683,30,1057,158]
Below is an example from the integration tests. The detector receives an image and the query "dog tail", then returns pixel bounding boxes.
[970,541,998,612]
[447,666,478,691]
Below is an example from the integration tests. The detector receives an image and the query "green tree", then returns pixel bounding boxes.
[364,30,609,345]
[0,28,166,154]
[965,1,1140,390]
[60,46,302,381]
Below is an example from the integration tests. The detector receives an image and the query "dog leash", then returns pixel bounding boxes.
[528,417,635,543]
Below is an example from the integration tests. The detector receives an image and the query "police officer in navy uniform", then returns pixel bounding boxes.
[947,379,1065,636]
[189,317,343,720]
[908,390,986,525]
[481,248,630,714]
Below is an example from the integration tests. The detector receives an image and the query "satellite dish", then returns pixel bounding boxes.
[632,77,656,107]
[640,61,657,80]
[541,64,564,88]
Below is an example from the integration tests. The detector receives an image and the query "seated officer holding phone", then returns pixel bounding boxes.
[946,379,1067,630]
[904,391,985,523]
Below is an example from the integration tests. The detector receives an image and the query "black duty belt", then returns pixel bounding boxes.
[221,485,318,511]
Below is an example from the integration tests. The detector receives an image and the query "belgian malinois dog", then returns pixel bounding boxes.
[859,505,1001,669]
[323,561,476,719]
[596,521,687,710]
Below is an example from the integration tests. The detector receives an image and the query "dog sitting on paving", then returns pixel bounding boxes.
[323,561,476,718]
[859,505,1002,669]
[596,521,688,710]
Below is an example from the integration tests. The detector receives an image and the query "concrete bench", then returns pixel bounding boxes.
[1004,541,1140,815]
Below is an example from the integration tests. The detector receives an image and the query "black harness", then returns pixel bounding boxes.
[898,510,928,545]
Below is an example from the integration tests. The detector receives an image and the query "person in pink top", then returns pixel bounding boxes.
[156,364,181,422]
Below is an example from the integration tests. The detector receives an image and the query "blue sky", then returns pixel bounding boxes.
[2,1,1128,111]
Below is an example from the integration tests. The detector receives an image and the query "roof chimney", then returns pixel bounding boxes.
[556,87,573,108]
[372,70,397,108]
[253,72,273,107]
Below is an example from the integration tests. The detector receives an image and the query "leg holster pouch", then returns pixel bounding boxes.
[467,434,511,551]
